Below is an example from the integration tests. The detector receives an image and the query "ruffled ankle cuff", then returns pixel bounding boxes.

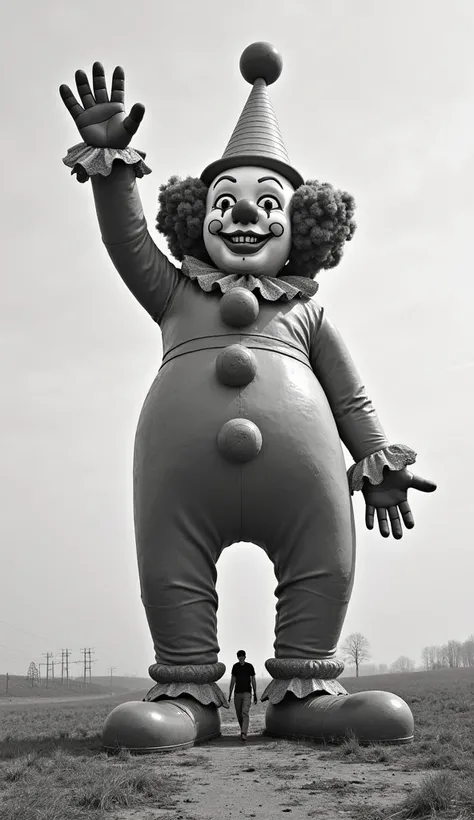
[143,681,229,708]
[62,142,152,183]
[347,444,417,494]
[261,677,348,704]
[265,658,344,680]
[148,662,226,684]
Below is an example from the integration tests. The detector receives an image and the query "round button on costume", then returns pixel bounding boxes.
[61,43,433,752]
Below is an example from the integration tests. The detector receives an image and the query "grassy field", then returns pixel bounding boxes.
[0,675,152,700]
[0,668,472,819]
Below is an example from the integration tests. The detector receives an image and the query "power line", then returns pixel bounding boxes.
[0,619,51,642]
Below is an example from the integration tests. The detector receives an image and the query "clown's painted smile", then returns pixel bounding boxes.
[203,166,295,278]
[219,229,273,255]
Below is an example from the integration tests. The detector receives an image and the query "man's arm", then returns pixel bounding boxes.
[228,674,236,701]
[251,675,258,703]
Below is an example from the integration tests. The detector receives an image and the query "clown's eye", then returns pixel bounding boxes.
[213,193,236,213]
[257,195,282,213]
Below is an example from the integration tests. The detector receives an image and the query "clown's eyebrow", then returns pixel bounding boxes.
[213,175,237,189]
[257,176,284,189]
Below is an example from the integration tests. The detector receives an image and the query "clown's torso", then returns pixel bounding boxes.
[135,275,349,546]
[145,273,344,484]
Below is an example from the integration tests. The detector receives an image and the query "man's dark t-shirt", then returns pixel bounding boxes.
[232,662,256,693]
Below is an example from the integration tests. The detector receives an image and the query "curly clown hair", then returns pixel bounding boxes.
[156,176,356,278]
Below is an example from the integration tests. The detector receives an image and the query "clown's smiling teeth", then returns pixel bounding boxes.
[220,230,272,256]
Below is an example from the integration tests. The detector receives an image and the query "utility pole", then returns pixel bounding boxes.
[109,666,116,695]
[80,648,95,686]
[81,648,87,686]
[65,648,71,686]
[42,653,53,688]
[60,649,72,685]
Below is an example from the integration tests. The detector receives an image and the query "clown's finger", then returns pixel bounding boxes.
[376,508,390,538]
[388,505,403,540]
[75,70,95,108]
[409,474,437,493]
[399,500,414,529]
[123,103,145,136]
[365,504,375,530]
[92,62,109,103]
[111,66,125,104]
[59,84,83,120]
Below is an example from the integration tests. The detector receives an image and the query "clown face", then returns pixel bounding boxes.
[203,166,294,278]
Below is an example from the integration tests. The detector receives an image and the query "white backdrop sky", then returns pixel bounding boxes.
[1,0,472,679]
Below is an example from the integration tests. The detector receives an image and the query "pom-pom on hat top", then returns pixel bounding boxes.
[201,42,304,190]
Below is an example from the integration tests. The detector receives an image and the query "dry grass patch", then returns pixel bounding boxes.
[0,748,180,820]
[355,771,474,819]
[0,697,182,820]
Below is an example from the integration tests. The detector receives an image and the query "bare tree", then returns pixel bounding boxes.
[460,636,474,667]
[340,633,371,678]
[421,646,431,671]
[445,640,462,668]
[390,656,415,674]
[435,645,448,669]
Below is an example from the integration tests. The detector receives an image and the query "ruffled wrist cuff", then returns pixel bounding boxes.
[62,142,152,183]
[347,444,417,494]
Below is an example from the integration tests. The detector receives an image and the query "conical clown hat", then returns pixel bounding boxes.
[201,42,304,190]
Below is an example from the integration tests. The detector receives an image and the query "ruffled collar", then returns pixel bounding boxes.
[181,256,319,302]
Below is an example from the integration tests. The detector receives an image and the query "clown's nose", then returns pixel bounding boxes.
[232,199,259,225]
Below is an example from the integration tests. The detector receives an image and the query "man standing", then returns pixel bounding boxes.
[229,650,258,741]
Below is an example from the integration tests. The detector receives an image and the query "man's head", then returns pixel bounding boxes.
[237,650,246,664]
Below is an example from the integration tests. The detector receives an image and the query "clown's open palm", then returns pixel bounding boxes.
[59,63,144,149]
[363,468,436,539]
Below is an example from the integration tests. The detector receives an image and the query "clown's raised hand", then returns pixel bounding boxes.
[363,468,436,540]
[59,63,144,148]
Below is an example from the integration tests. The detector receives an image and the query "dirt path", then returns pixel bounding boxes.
[127,718,426,820]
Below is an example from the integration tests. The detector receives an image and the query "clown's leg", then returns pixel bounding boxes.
[103,488,234,752]
[262,502,413,744]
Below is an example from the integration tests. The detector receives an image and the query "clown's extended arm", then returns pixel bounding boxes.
[60,64,180,323]
[89,160,180,323]
[310,308,416,493]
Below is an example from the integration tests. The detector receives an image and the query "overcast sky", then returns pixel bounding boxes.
[1,0,472,680]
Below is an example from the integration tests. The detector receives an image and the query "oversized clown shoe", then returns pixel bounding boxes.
[60,43,436,752]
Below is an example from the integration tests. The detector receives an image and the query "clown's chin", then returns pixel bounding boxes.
[223,253,276,278]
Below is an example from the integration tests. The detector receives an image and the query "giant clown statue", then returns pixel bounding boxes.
[60,43,436,752]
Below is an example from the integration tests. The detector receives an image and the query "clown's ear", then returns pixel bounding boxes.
[156,176,210,263]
